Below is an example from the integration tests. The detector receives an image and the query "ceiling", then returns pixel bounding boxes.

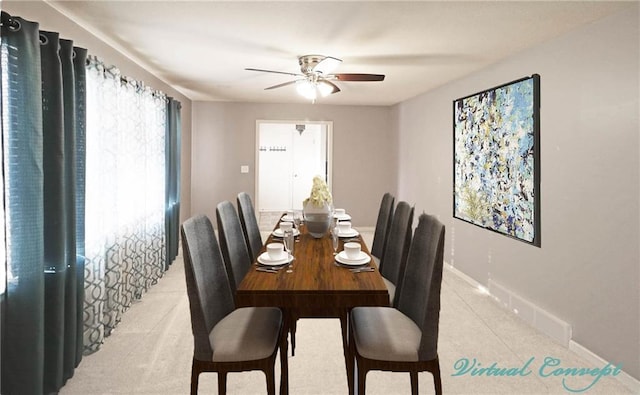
[45,1,631,106]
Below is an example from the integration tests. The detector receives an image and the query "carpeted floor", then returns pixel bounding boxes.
[59,225,633,394]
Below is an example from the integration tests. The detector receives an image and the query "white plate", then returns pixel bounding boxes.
[272,228,300,237]
[257,252,293,266]
[337,228,359,238]
[335,251,371,266]
[334,214,351,221]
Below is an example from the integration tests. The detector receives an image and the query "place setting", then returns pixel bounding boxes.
[271,220,300,238]
[333,207,351,222]
[281,210,295,222]
[334,220,359,238]
[256,242,294,273]
[334,242,374,273]
[281,209,303,224]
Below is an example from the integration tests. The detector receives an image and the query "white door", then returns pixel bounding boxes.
[257,121,331,213]
[257,123,292,211]
[291,124,327,209]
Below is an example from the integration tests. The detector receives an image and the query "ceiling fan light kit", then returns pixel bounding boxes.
[296,79,335,101]
[295,79,317,100]
[316,81,335,97]
[246,54,385,101]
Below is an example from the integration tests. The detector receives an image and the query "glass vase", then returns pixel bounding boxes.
[303,201,332,238]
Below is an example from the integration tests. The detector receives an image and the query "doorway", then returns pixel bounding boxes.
[256,120,332,216]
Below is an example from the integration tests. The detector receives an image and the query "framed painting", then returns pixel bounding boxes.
[453,74,541,246]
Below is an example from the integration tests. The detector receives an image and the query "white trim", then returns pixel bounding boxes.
[569,340,640,394]
[445,262,483,289]
[445,263,639,391]
[488,279,572,347]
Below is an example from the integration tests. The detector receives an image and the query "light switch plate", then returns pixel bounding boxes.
[240,165,249,173]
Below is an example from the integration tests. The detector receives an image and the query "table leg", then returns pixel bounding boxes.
[340,309,355,395]
[280,308,291,395]
[290,309,297,356]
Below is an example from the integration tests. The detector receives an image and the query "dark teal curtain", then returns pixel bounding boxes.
[1,12,86,394]
[0,12,45,395]
[165,98,181,268]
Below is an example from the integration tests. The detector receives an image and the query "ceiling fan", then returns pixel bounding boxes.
[246,54,385,100]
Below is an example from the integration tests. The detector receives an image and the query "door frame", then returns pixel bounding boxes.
[255,119,333,213]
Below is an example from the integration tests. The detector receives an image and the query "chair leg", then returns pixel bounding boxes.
[190,360,200,395]
[357,362,367,395]
[410,370,418,395]
[218,371,227,395]
[265,367,276,395]
[347,350,355,395]
[432,359,443,395]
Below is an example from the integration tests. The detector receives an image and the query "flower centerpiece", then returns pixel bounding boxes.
[302,176,333,238]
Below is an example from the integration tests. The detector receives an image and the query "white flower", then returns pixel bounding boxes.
[303,176,332,208]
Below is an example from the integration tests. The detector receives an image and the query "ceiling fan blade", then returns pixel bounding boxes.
[314,56,342,74]
[333,73,385,82]
[321,80,341,94]
[264,80,298,90]
[245,67,301,77]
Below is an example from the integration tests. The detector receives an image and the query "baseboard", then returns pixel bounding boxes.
[569,340,640,393]
[357,226,375,233]
[488,279,572,347]
[445,262,486,291]
[444,263,638,392]
[446,263,572,346]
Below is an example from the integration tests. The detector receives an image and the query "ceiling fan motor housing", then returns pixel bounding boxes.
[298,55,328,74]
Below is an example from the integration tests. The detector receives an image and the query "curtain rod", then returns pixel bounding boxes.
[1,12,22,31]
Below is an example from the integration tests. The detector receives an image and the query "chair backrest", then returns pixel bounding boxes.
[395,213,445,361]
[379,201,414,295]
[181,214,235,361]
[216,200,252,292]
[237,192,263,261]
[370,193,395,260]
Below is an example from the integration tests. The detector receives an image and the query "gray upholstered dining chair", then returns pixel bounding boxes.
[219,199,300,357]
[378,200,414,306]
[181,214,288,395]
[216,200,253,293]
[370,193,395,266]
[237,192,263,261]
[349,213,445,395]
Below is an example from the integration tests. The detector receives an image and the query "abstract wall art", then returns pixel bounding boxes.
[453,74,541,246]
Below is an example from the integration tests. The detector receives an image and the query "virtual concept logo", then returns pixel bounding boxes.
[451,356,622,393]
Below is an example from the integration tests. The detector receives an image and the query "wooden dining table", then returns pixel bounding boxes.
[235,217,390,394]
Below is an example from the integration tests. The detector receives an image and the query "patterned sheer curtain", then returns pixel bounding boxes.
[1,10,181,392]
[83,56,168,353]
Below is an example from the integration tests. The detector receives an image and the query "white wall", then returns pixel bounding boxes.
[191,102,396,227]
[394,6,639,379]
